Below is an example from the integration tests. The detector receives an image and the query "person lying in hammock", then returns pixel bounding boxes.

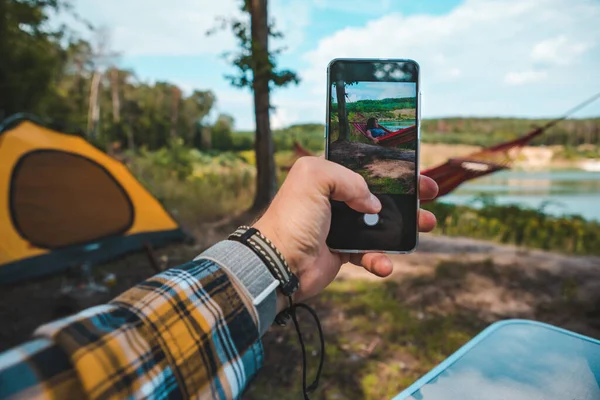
[365,117,386,143]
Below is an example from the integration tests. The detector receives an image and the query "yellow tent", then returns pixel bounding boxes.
[0,115,188,284]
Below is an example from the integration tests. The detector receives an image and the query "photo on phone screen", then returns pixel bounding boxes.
[325,59,420,253]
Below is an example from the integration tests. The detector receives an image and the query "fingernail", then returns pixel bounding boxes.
[370,194,381,210]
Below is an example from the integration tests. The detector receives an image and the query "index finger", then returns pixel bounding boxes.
[419,175,439,201]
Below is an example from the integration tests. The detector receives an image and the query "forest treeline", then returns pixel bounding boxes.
[1,0,234,151]
[421,117,600,148]
[252,117,600,153]
[2,2,598,153]
[332,97,417,113]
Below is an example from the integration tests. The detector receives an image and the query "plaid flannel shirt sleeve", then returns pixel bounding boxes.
[0,241,279,400]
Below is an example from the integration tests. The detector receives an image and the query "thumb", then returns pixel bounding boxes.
[303,157,382,214]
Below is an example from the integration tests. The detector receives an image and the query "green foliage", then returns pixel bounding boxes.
[130,147,255,222]
[423,200,600,255]
[1,0,219,150]
[136,139,195,180]
[421,117,600,147]
[333,97,416,114]
[357,170,410,194]
[0,0,71,118]
[211,114,235,150]
[556,145,600,160]
[226,124,325,153]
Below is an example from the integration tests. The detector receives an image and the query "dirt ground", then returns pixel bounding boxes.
[339,233,600,334]
[329,140,416,194]
[245,234,600,399]
[329,140,415,165]
[365,159,415,179]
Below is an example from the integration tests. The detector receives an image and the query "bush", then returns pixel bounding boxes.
[128,146,255,224]
[423,199,600,255]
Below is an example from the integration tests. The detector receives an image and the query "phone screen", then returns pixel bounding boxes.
[325,59,420,253]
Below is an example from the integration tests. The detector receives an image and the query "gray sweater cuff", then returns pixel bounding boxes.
[194,240,278,336]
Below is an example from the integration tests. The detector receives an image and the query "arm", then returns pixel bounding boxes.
[365,129,379,143]
[0,246,276,400]
[0,158,439,399]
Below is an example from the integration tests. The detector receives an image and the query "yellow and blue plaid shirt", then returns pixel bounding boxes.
[0,240,280,399]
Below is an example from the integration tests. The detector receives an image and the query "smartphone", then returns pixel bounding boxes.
[325,58,420,254]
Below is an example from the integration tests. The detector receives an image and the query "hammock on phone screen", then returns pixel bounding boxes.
[350,121,417,146]
[350,112,417,146]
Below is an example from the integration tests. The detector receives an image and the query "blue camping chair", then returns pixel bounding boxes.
[393,319,600,400]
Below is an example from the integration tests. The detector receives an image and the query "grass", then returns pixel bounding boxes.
[423,200,600,256]
[126,148,299,226]
[244,255,600,399]
[131,154,255,224]
[357,169,410,194]
[244,278,483,400]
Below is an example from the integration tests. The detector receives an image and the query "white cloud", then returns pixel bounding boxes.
[72,0,310,56]
[312,0,392,15]
[410,323,600,400]
[504,70,548,85]
[71,0,242,56]
[531,35,593,66]
[416,362,600,400]
[299,0,600,121]
[449,68,462,78]
[270,0,311,53]
[344,82,417,101]
[68,0,600,129]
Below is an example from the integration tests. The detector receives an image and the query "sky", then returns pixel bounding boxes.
[63,0,600,130]
[343,82,417,103]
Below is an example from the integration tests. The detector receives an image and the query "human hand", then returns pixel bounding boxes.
[252,157,438,312]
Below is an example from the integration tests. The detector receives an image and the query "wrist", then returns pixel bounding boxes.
[252,218,293,271]
[228,225,299,325]
[276,289,289,314]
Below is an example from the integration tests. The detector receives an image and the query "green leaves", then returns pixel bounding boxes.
[206,0,300,91]
[423,200,600,255]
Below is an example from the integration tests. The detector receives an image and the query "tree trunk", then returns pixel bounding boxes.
[0,0,7,117]
[126,124,135,151]
[335,80,350,141]
[250,0,277,211]
[201,126,212,150]
[110,68,120,123]
[87,70,102,139]
[170,86,181,140]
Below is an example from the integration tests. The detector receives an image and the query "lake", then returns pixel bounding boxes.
[379,121,415,130]
[440,170,600,222]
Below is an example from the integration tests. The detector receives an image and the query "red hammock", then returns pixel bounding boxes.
[349,112,417,146]
[421,127,544,203]
[421,93,600,202]
[350,121,417,146]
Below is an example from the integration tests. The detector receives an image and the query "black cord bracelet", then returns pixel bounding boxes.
[228,226,299,296]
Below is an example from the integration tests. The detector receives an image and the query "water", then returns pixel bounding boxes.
[440,170,600,222]
[379,121,415,130]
